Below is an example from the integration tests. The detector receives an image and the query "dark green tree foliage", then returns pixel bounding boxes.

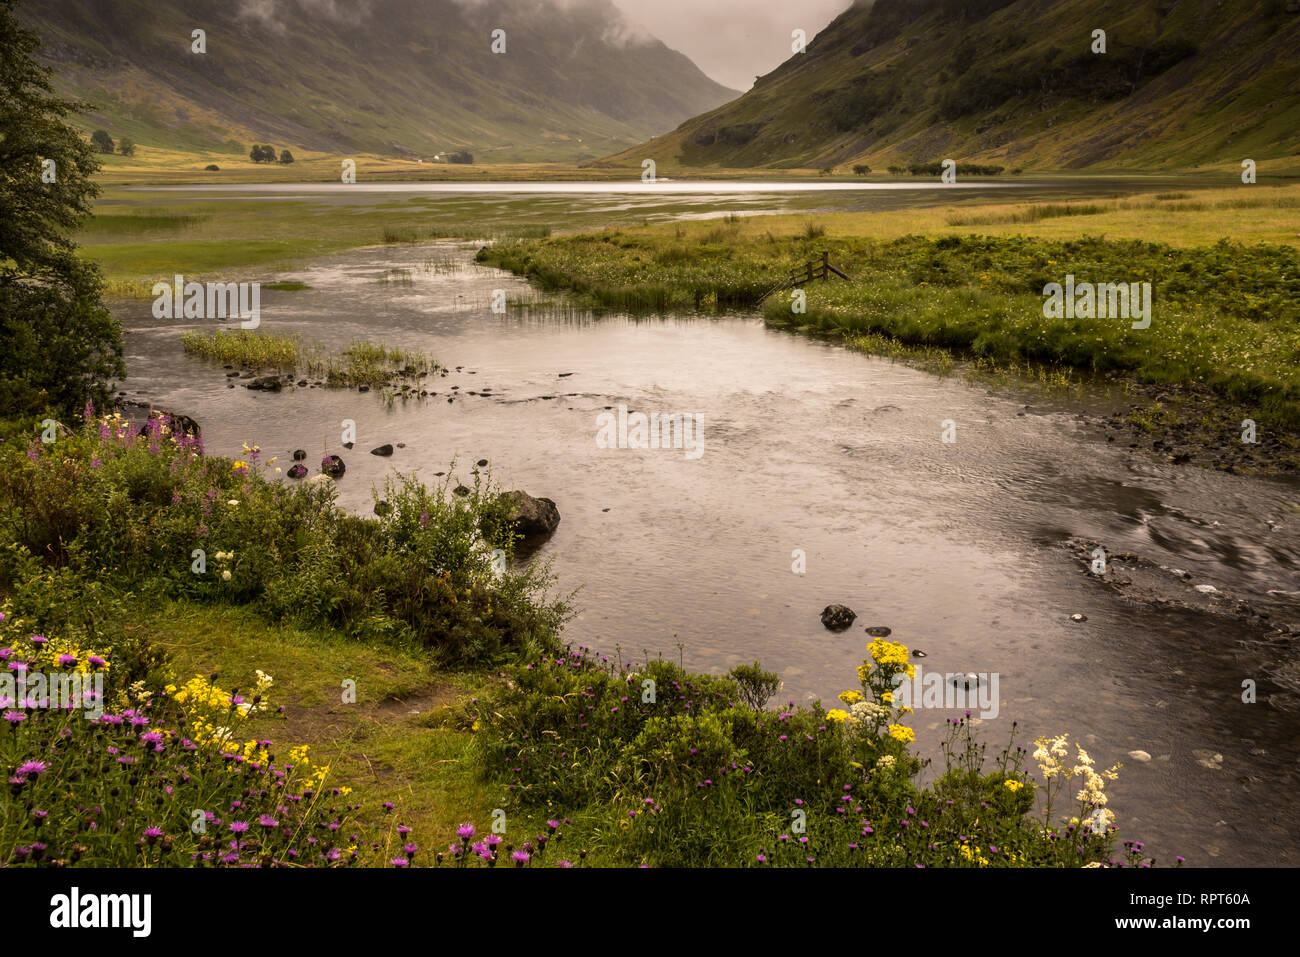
[89,128,114,153]
[0,0,124,418]
[278,148,293,164]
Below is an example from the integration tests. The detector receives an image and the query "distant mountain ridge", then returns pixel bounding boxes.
[18,0,739,162]
[600,0,1300,171]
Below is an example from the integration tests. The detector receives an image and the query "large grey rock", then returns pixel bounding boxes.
[500,490,560,537]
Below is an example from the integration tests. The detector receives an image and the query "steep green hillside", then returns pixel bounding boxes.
[600,0,1300,171]
[17,0,738,163]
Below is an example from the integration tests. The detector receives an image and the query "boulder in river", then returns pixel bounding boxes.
[374,500,392,516]
[821,605,856,631]
[321,455,345,478]
[500,490,560,536]
[287,464,308,479]
[371,444,394,457]
[292,449,307,461]
[864,625,892,638]
[246,376,282,392]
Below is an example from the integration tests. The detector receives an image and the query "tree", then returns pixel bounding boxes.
[250,144,276,163]
[279,149,294,164]
[446,149,473,164]
[90,128,114,153]
[118,136,135,156]
[0,0,124,418]
[853,164,871,175]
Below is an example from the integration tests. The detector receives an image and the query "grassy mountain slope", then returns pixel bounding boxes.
[599,0,1300,171]
[18,0,738,163]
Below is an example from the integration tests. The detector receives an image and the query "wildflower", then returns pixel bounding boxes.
[512,850,530,866]
[457,824,475,840]
[16,760,48,779]
[142,827,163,845]
[1004,779,1024,792]
[825,708,851,723]
[887,723,915,744]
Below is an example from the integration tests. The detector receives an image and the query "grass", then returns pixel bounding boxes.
[129,600,512,857]
[477,185,1300,428]
[179,330,438,389]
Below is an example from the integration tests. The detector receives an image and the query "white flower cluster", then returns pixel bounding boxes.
[850,700,889,724]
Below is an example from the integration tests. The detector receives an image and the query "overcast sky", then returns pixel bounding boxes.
[611,0,851,92]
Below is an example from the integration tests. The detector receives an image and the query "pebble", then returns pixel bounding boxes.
[1070,613,1087,622]
[1128,750,1152,762]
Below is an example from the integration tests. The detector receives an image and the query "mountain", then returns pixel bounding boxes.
[16,0,738,163]
[599,0,1300,171]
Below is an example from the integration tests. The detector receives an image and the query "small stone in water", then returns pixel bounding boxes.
[1194,584,1219,594]
[911,649,927,658]
[1128,750,1152,762]
[864,626,892,638]
[1070,613,1087,622]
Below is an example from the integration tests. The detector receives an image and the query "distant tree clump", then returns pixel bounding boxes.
[249,144,277,163]
[0,0,124,418]
[278,149,294,164]
[446,150,474,164]
[204,164,220,171]
[90,129,114,153]
[852,164,871,175]
[117,136,135,156]
[905,161,1004,176]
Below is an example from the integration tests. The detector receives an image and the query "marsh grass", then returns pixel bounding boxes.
[80,211,209,235]
[481,227,1300,426]
[180,330,438,389]
[945,203,1106,226]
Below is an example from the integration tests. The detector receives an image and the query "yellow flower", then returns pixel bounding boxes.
[1004,779,1024,792]
[837,690,863,705]
[232,461,248,473]
[826,708,851,723]
[887,723,914,744]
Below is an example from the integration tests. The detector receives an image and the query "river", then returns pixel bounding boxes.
[110,198,1299,868]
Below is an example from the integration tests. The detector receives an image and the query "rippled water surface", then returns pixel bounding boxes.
[115,240,1300,867]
